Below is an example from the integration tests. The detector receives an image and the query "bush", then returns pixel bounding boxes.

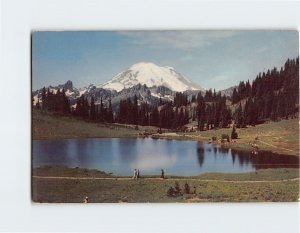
[184,182,190,194]
[221,134,230,142]
[167,182,183,197]
[167,187,175,197]
[211,136,217,141]
[174,181,181,194]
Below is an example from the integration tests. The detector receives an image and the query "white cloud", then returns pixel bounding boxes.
[118,31,238,50]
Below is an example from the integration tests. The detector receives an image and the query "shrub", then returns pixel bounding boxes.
[211,136,217,141]
[221,134,230,142]
[174,181,181,194]
[167,187,175,197]
[184,182,190,194]
[167,182,183,197]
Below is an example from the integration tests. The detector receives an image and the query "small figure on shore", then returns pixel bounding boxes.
[193,186,197,194]
[161,169,165,179]
[83,196,89,203]
[132,168,137,179]
[137,169,140,179]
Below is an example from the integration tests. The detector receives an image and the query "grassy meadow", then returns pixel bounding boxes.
[32,109,157,140]
[162,118,300,156]
[32,166,300,203]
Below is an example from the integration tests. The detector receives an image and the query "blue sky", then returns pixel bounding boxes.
[32,30,298,91]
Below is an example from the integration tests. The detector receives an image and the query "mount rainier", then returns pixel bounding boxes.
[98,62,205,92]
[32,62,207,109]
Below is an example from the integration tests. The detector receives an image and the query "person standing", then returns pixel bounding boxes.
[137,169,140,179]
[161,169,165,179]
[133,169,137,179]
[83,196,89,203]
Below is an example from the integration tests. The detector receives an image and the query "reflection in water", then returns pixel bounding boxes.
[197,153,205,167]
[231,149,237,164]
[213,147,218,155]
[230,149,300,169]
[33,138,300,176]
[218,146,229,154]
[196,144,205,167]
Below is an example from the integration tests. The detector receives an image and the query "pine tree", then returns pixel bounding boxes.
[133,95,138,125]
[235,103,243,128]
[108,99,114,123]
[151,107,159,127]
[231,126,238,139]
[41,87,47,110]
[232,88,238,104]
[197,92,206,131]
[90,96,96,120]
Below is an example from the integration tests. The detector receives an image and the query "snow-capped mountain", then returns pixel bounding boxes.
[32,63,206,110]
[98,62,205,92]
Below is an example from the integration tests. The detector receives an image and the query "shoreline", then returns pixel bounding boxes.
[32,165,300,181]
[148,132,300,157]
[32,110,299,156]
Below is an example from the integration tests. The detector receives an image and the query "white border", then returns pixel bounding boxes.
[0,0,299,232]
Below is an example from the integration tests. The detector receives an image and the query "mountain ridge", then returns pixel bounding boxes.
[32,62,239,109]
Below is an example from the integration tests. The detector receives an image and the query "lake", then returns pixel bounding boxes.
[32,138,299,176]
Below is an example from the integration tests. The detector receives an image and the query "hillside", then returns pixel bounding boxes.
[32,109,141,140]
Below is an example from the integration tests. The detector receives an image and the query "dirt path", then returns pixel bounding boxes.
[32,175,300,183]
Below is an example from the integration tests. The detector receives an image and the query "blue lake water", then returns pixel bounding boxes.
[32,138,299,176]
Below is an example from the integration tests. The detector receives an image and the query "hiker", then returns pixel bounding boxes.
[133,168,137,179]
[161,169,165,179]
[137,169,140,179]
[193,186,197,194]
[83,196,89,203]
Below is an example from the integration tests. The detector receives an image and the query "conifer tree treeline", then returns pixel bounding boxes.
[74,95,114,122]
[116,94,189,129]
[231,57,299,126]
[73,95,114,123]
[40,87,70,114]
[37,88,113,123]
[196,90,231,131]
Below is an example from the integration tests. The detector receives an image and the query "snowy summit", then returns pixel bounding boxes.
[98,62,204,92]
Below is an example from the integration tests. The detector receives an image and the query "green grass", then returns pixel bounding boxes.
[32,165,113,178]
[177,119,299,156]
[196,168,299,181]
[32,109,158,140]
[32,166,300,203]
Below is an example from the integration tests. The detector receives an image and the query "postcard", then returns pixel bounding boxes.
[31,30,299,203]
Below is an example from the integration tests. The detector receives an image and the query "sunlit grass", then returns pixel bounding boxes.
[32,166,300,203]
